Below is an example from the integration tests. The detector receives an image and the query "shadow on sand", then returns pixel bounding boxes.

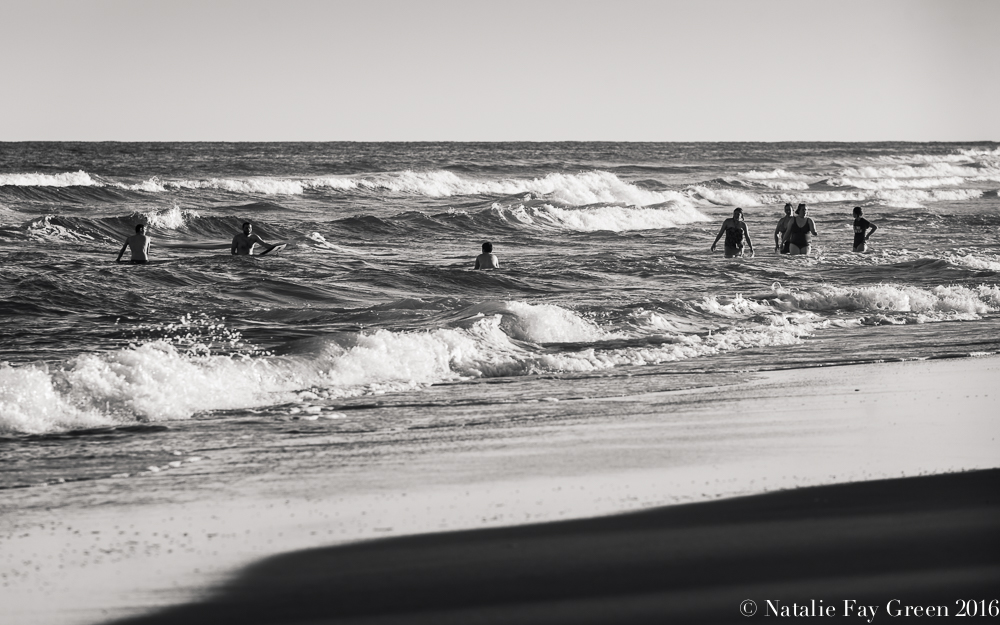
[114,470,1000,624]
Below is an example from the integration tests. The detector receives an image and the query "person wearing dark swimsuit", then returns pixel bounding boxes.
[774,203,794,254]
[711,207,755,258]
[852,206,878,252]
[782,203,817,255]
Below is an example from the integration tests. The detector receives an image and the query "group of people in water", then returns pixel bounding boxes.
[116,221,279,264]
[710,203,878,259]
[115,207,878,266]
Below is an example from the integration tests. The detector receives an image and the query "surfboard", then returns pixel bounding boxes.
[258,243,286,257]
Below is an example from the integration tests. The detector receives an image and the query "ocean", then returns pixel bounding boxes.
[2,142,999,487]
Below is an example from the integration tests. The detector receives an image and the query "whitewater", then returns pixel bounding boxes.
[1,142,999,463]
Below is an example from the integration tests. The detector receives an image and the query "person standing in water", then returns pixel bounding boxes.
[116,223,150,264]
[711,207,755,258]
[774,203,794,254]
[852,206,878,252]
[231,222,276,256]
[474,241,500,269]
[782,203,818,255]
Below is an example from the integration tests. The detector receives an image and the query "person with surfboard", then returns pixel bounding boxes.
[116,223,150,264]
[231,222,279,256]
[474,241,500,270]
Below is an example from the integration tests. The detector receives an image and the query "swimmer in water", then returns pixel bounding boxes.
[774,203,794,254]
[782,203,818,255]
[852,206,878,252]
[711,207,755,258]
[116,224,150,264]
[231,222,276,256]
[474,241,500,270]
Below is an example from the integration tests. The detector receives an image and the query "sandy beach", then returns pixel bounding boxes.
[2,355,997,624]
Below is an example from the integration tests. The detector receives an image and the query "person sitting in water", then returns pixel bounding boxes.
[711,207,755,258]
[852,206,878,252]
[231,222,276,256]
[116,223,150,264]
[774,203,794,254]
[474,241,500,270]
[782,203,818,256]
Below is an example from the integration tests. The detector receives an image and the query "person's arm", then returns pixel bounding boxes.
[143,237,151,258]
[474,257,481,270]
[808,218,818,236]
[866,222,878,241]
[116,239,128,262]
[251,234,274,254]
[710,222,726,251]
[743,224,754,258]
[231,235,239,255]
[774,222,782,250]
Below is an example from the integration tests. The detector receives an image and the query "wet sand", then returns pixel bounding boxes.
[2,356,998,624]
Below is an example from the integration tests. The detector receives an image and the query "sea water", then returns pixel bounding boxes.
[1,142,999,486]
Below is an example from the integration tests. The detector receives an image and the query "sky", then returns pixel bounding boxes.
[1,0,998,141]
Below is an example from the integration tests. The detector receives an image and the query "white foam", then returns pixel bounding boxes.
[695,294,781,317]
[688,186,770,207]
[501,301,614,343]
[339,170,690,207]
[780,283,998,317]
[828,176,967,190]
[141,170,693,207]
[22,216,98,243]
[0,364,110,435]
[0,170,99,187]
[142,205,198,230]
[516,202,710,232]
[840,162,1000,180]
[166,178,308,195]
[754,179,811,191]
[872,188,983,208]
[6,289,995,435]
[872,148,1000,166]
[738,169,809,180]
[945,253,1000,272]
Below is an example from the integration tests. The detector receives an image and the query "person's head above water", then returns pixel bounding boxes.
[784,203,792,215]
[796,203,807,216]
[853,206,864,217]
[482,241,493,254]
[135,224,146,233]
[242,222,252,234]
[733,207,744,220]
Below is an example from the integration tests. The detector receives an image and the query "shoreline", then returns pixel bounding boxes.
[1,355,998,624]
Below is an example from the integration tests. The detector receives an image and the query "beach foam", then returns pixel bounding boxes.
[141,205,199,229]
[15,170,707,209]
[777,283,999,319]
[495,201,710,232]
[0,170,100,187]
[0,364,111,434]
[0,301,821,434]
